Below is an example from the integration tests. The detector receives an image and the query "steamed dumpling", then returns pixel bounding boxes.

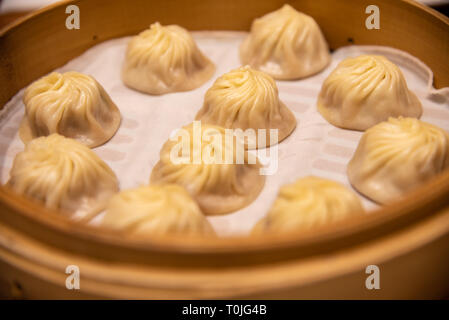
[348,117,449,204]
[20,71,121,148]
[7,134,119,219]
[150,122,265,215]
[240,4,330,80]
[195,66,296,149]
[318,55,422,131]
[253,176,364,233]
[122,22,215,95]
[102,184,214,236]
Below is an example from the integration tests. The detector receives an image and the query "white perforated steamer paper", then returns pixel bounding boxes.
[1,31,448,236]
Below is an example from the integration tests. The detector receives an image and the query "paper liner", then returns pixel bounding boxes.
[1,32,448,236]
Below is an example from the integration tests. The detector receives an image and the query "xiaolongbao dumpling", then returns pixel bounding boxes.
[20,71,121,148]
[150,122,265,215]
[102,184,214,236]
[240,4,330,80]
[318,55,422,131]
[347,117,449,204]
[7,134,119,219]
[122,22,215,95]
[253,176,364,233]
[195,66,296,149]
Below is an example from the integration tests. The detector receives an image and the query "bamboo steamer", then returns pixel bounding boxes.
[1,0,449,299]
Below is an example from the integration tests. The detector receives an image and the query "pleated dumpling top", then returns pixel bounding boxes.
[195,66,296,149]
[102,184,214,236]
[348,117,449,203]
[21,71,121,148]
[122,22,215,95]
[318,55,422,130]
[7,134,119,219]
[253,176,364,233]
[150,122,265,215]
[240,4,330,80]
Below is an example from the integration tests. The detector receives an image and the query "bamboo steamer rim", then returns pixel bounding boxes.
[2,170,449,254]
[0,0,449,259]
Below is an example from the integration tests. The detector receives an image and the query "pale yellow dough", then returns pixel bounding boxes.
[7,134,119,219]
[253,176,364,233]
[150,123,265,215]
[20,71,121,148]
[195,66,296,149]
[318,55,422,131]
[122,22,215,95]
[348,117,449,204]
[102,184,214,236]
[240,4,330,80]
